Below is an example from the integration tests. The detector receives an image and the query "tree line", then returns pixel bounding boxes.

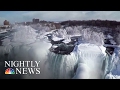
[60,20,120,28]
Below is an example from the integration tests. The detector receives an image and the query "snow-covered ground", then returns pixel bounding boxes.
[0,29,8,34]
[0,24,120,79]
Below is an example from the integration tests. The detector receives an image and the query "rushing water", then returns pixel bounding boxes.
[0,25,119,79]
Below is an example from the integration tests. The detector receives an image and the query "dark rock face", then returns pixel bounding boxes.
[104,39,111,44]
[51,39,65,45]
[47,34,80,55]
[104,39,115,55]
[49,43,75,55]
[106,47,114,55]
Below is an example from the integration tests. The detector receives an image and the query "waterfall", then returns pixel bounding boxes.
[0,25,115,79]
[105,47,120,79]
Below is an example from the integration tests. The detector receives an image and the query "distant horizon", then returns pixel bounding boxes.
[1,19,120,26]
[0,11,120,25]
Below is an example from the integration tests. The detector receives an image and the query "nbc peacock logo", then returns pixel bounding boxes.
[5,68,15,74]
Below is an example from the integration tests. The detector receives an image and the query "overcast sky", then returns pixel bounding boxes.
[0,11,120,25]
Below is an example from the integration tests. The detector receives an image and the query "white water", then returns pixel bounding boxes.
[105,47,120,79]
[0,25,119,79]
[72,44,107,79]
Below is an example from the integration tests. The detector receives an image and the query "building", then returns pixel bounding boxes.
[40,20,47,24]
[25,22,32,25]
[32,18,39,24]
[54,23,61,29]
[3,20,9,25]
